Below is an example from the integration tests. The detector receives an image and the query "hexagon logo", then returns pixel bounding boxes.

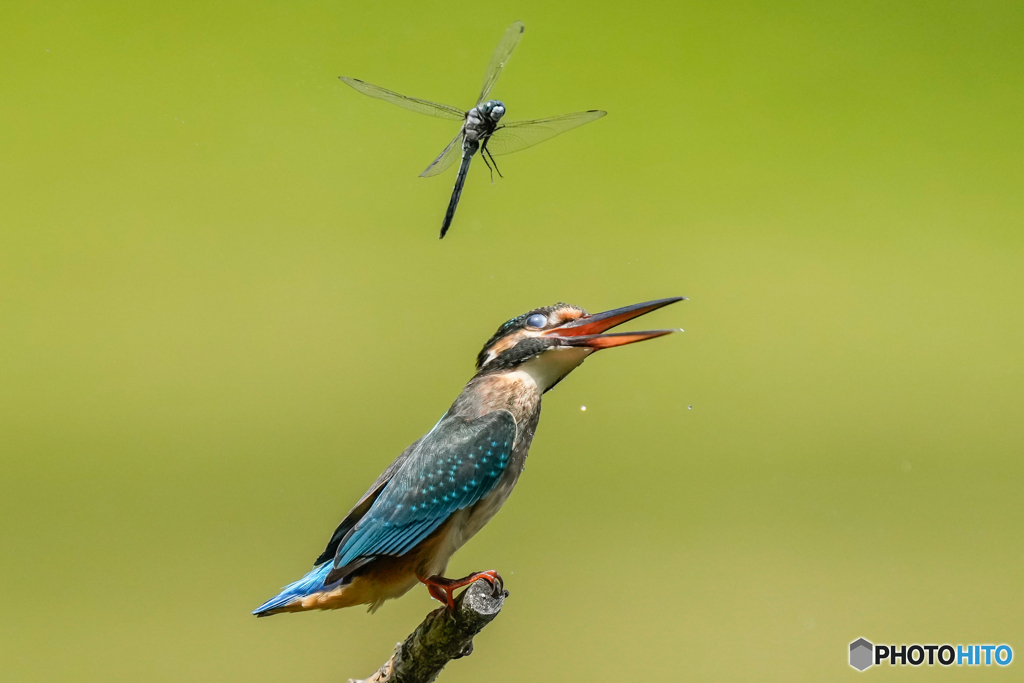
[850,638,874,671]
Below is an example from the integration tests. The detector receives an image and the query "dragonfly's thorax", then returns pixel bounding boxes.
[464,100,505,143]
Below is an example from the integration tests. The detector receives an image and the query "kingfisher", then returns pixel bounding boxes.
[253,296,684,616]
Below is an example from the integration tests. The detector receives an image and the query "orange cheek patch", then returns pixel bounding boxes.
[488,332,524,358]
[551,307,586,326]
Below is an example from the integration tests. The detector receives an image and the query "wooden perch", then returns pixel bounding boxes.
[350,579,509,683]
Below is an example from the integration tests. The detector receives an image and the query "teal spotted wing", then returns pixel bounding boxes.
[327,410,517,580]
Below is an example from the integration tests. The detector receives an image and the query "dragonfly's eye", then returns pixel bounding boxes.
[490,105,505,120]
[526,314,547,329]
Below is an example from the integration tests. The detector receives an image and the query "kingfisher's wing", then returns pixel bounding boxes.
[326,410,517,582]
[313,437,425,566]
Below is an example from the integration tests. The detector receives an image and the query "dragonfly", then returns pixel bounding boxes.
[340,21,606,238]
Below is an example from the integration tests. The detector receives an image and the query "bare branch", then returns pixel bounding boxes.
[350,579,508,683]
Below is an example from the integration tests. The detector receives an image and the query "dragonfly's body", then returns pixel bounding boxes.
[445,100,505,234]
[340,21,605,238]
[464,103,501,144]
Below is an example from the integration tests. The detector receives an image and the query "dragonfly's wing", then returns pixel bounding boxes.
[420,130,466,177]
[477,21,525,105]
[484,110,607,156]
[340,77,465,121]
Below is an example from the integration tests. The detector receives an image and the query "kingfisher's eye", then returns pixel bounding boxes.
[527,314,547,328]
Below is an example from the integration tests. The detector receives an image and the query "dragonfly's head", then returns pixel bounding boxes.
[480,100,506,123]
[473,298,685,392]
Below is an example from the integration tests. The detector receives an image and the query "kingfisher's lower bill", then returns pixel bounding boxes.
[253,296,684,616]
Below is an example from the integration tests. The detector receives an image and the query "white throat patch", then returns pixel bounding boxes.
[511,347,593,393]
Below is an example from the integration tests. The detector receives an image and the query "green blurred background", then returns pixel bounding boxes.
[2,1,1022,680]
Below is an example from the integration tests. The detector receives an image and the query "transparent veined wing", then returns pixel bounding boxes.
[420,130,466,177]
[484,110,607,156]
[340,77,465,121]
[477,21,525,105]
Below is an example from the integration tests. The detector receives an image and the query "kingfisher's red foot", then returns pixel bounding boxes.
[419,570,504,610]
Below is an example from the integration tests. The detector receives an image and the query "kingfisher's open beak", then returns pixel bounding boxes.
[543,296,685,349]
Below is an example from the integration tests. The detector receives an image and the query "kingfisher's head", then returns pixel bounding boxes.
[480,100,506,122]
[474,297,685,392]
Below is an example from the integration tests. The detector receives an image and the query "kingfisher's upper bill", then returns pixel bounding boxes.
[253,296,684,616]
[338,21,607,238]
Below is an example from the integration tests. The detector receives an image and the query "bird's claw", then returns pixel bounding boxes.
[419,570,504,610]
[473,569,503,594]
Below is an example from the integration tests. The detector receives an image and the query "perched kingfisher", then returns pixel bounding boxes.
[253,296,684,616]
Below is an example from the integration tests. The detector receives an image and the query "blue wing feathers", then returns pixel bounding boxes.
[332,411,517,571]
[255,410,518,614]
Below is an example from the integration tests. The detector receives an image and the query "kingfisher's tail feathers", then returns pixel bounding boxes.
[253,562,333,617]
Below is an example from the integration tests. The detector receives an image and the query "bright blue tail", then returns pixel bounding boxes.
[253,562,333,616]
